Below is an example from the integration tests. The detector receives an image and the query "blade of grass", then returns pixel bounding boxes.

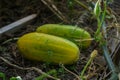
[80,50,98,79]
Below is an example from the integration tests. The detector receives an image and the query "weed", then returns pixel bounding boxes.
[0,72,6,80]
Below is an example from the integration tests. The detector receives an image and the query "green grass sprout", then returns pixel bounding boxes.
[80,50,98,80]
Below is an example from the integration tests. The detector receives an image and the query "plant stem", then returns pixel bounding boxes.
[95,1,107,37]
[80,50,98,79]
[80,57,93,79]
[35,69,58,80]
[74,0,90,11]
[95,17,101,36]
[100,1,118,80]
[100,1,107,27]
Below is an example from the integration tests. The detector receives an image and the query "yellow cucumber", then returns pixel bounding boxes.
[36,24,91,48]
[17,32,80,64]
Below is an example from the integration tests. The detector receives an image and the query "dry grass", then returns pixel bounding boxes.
[0,0,120,80]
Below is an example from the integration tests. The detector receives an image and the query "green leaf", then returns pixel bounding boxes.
[94,0,101,18]
[0,72,6,80]
[35,69,57,80]
[10,76,22,80]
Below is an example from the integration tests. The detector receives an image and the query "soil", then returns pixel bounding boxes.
[0,0,120,80]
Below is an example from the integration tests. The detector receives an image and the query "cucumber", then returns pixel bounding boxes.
[36,24,91,48]
[17,32,80,64]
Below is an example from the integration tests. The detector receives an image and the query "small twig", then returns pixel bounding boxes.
[2,38,19,45]
[0,56,60,80]
[103,70,112,79]
[86,72,98,80]
[74,0,90,11]
[0,57,26,70]
[99,66,108,80]
[31,67,60,80]
[61,64,80,80]
[118,73,120,80]
[74,38,94,42]
[41,0,68,23]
